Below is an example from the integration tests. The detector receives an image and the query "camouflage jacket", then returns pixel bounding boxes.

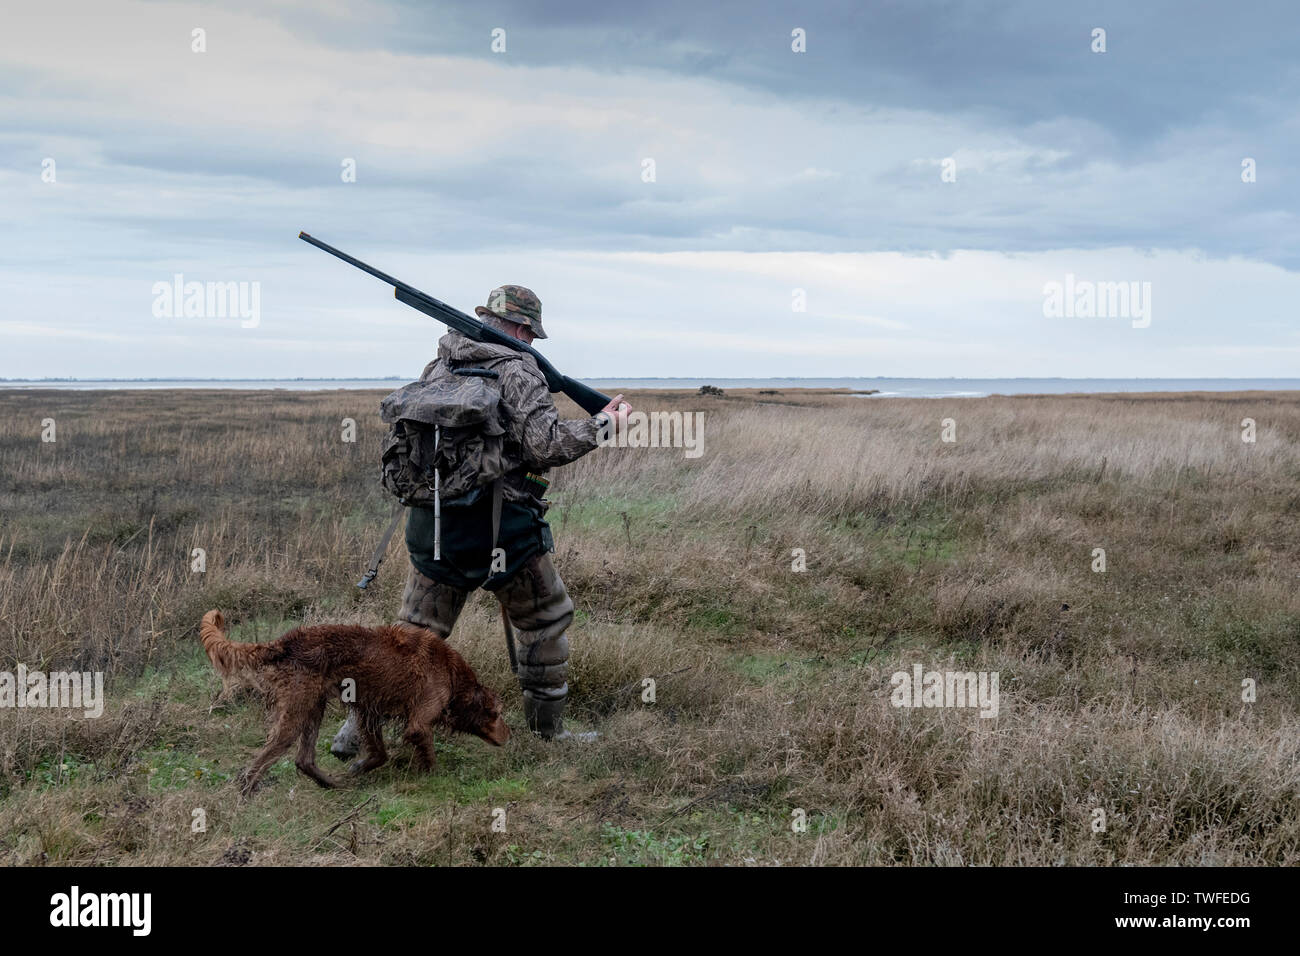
[420,332,602,501]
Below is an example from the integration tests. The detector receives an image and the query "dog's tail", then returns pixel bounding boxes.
[200,610,274,678]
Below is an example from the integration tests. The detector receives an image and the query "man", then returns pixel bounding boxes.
[333,284,629,755]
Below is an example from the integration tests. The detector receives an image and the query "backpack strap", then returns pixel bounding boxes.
[434,424,441,559]
[357,501,406,590]
[490,476,503,553]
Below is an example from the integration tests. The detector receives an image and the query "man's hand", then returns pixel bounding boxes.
[597,393,632,433]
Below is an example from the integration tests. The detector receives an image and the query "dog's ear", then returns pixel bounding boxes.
[464,685,509,744]
[472,685,496,719]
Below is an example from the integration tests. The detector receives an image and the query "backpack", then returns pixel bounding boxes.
[378,360,511,505]
[357,358,516,589]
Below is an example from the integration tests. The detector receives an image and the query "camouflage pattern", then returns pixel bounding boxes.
[474,284,547,339]
[421,332,601,503]
[397,563,470,637]
[379,370,508,504]
[397,555,573,706]
[374,331,601,742]
[491,551,574,703]
[338,337,594,755]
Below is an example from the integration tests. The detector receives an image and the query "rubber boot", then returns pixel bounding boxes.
[330,710,360,761]
[522,693,597,743]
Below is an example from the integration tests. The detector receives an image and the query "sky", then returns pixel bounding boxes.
[0,0,1297,379]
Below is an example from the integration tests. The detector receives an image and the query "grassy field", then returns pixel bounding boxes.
[0,386,1297,866]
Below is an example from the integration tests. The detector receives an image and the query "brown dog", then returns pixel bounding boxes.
[199,610,509,794]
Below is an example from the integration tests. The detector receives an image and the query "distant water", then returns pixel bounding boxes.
[1,377,1297,398]
[0,379,408,392]
[585,378,1300,398]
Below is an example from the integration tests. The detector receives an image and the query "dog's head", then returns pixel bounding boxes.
[453,683,510,746]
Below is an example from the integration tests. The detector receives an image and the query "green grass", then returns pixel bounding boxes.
[730,652,830,685]
[139,746,233,792]
[3,388,1299,866]
[554,493,682,536]
[687,605,743,635]
[599,823,710,866]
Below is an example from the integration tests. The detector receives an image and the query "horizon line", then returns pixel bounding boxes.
[4,376,1300,383]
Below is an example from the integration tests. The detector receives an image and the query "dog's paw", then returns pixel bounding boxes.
[236,770,268,798]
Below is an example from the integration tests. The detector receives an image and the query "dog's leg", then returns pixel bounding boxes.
[403,725,438,771]
[294,697,341,790]
[239,710,299,796]
[348,711,389,775]
[403,693,449,772]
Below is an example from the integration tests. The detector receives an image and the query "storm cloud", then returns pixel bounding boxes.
[0,0,1295,378]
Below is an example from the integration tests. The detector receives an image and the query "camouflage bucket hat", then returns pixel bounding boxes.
[474,284,546,339]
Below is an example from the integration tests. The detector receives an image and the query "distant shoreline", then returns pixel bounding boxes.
[2,377,1295,384]
[3,377,1298,399]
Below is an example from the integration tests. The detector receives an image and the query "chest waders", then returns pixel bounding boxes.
[357,401,518,673]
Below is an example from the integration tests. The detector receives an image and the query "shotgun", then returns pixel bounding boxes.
[298,231,611,415]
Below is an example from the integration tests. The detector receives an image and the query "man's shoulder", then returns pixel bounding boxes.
[494,354,555,420]
[438,331,533,367]
[495,350,546,386]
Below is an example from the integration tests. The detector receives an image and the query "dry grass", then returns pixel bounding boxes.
[0,386,1297,865]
